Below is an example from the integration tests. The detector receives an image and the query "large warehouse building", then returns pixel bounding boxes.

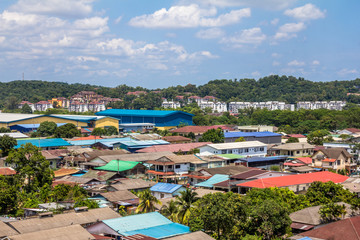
[96,109,194,130]
[0,113,119,131]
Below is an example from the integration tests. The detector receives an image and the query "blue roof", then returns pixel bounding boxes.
[96,109,194,117]
[125,223,190,239]
[68,137,169,148]
[15,138,71,149]
[150,183,183,193]
[103,212,190,238]
[49,114,99,122]
[195,174,229,188]
[67,137,132,146]
[236,155,288,163]
[14,123,66,129]
[224,131,281,138]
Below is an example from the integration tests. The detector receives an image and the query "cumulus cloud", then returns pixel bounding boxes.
[288,60,305,66]
[128,4,250,28]
[271,18,279,25]
[312,60,320,65]
[274,22,306,40]
[221,27,266,47]
[196,28,224,39]
[337,68,358,76]
[9,0,94,18]
[182,0,297,10]
[284,4,325,21]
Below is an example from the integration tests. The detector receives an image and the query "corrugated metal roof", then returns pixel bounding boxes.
[95,160,139,172]
[237,155,288,163]
[0,113,41,123]
[125,223,190,239]
[13,123,66,128]
[15,138,71,149]
[224,131,281,138]
[0,132,28,138]
[150,183,183,193]
[205,141,267,150]
[96,109,194,117]
[195,174,229,188]
[68,137,132,146]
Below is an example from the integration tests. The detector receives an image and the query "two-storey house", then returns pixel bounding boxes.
[198,141,267,157]
[312,148,356,173]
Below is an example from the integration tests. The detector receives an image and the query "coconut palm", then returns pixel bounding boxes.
[136,189,161,213]
[160,199,179,222]
[175,188,200,224]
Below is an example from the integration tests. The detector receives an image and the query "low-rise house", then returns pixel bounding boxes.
[283,157,313,169]
[338,128,360,136]
[199,141,267,157]
[162,135,192,144]
[282,134,308,143]
[34,101,52,111]
[170,125,233,141]
[162,100,181,109]
[293,215,360,240]
[38,203,66,211]
[237,171,348,193]
[8,208,120,235]
[18,101,35,111]
[269,143,315,157]
[236,125,277,132]
[86,212,190,239]
[235,155,288,169]
[53,168,81,178]
[290,203,353,233]
[95,160,146,177]
[98,190,139,212]
[341,177,360,197]
[150,183,186,199]
[224,131,282,144]
[108,178,156,192]
[311,148,356,173]
[81,170,122,184]
[8,224,96,240]
[136,142,210,154]
[0,167,16,176]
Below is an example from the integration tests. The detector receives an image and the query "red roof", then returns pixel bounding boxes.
[237,171,349,188]
[37,101,50,104]
[146,170,175,176]
[171,125,233,134]
[345,128,360,133]
[136,142,210,153]
[73,135,102,141]
[299,215,360,240]
[162,136,191,142]
[296,157,312,164]
[0,167,16,176]
[285,134,307,138]
[322,158,336,162]
[203,96,217,100]
[284,162,305,167]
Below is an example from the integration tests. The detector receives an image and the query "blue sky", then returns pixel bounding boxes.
[0,0,359,88]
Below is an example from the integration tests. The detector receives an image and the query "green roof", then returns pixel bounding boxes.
[95,160,139,172]
[216,154,244,159]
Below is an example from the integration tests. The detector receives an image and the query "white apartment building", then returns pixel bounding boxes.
[198,141,267,157]
[229,101,295,113]
[34,101,53,111]
[297,101,346,110]
[198,100,227,113]
[161,100,181,109]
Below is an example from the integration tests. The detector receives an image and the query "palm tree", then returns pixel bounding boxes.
[136,189,161,213]
[160,199,179,222]
[175,188,200,224]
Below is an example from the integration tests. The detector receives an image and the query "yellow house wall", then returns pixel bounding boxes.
[4,116,88,128]
[156,126,176,131]
[95,118,119,130]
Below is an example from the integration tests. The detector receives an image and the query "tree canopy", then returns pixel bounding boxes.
[199,128,224,143]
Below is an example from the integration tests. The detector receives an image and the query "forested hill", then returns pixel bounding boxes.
[1,75,360,107]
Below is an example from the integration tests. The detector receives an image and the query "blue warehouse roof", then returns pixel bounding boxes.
[150,183,183,193]
[236,155,288,163]
[96,109,194,117]
[103,212,190,238]
[224,131,282,138]
[13,123,67,129]
[15,138,71,149]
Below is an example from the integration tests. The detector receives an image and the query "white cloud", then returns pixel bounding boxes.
[251,71,260,77]
[183,0,297,10]
[114,16,122,24]
[284,4,325,21]
[271,18,279,25]
[272,61,280,66]
[274,22,306,40]
[272,53,281,58]
[70,56,100,62]
[221,27,266,47]
[337,68,358,76]
[288,60,305,66]
[196,28,224,39]
[312,60,320,65]
[128,4,250,28]
[9,0,94,18]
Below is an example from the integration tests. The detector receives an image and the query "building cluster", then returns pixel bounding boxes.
[162,95,228,113]
[0,109,359,239]
[229,101,295,113]
[18,91,121,113]
[296,101,346,110]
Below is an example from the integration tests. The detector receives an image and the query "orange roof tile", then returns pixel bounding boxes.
[0,167,16,176]
[296,157,313,164]
[53,168,80,178]
[237,171,348,189]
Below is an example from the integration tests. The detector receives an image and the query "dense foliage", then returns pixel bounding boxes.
[2,75,360,109]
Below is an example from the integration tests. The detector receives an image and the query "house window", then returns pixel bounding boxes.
[160,193,165,198]
[158,165,164,171]
[337,160,340,165]
[222,150,227,154]
[260,147,264,151]
[49,161,53,166]
[228,149,233,154]
[244,148,249,153]
[329,162,332,166]
[254,148,258,152]
[239,149,243,153]
[312,159,315,164]
[297,151,300,154]
[175,165,181,169]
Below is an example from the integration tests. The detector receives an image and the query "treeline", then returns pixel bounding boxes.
[2,75,360,109]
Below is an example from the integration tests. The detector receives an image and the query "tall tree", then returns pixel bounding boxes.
[54,123,81,138]
[307,129,331,145]
[37,121,57,137]
[0,135,17,156]
[199,128,224,143]
[21,103,33,113]
[319,202,347,223]
[175,188,200,224]
[91,128,106,137]
[160,199,179,222]
[106,126,118,136]
[6,143,53,192]
[136,189,161,213]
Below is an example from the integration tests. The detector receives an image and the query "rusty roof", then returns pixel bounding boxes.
[53,168,81,178]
